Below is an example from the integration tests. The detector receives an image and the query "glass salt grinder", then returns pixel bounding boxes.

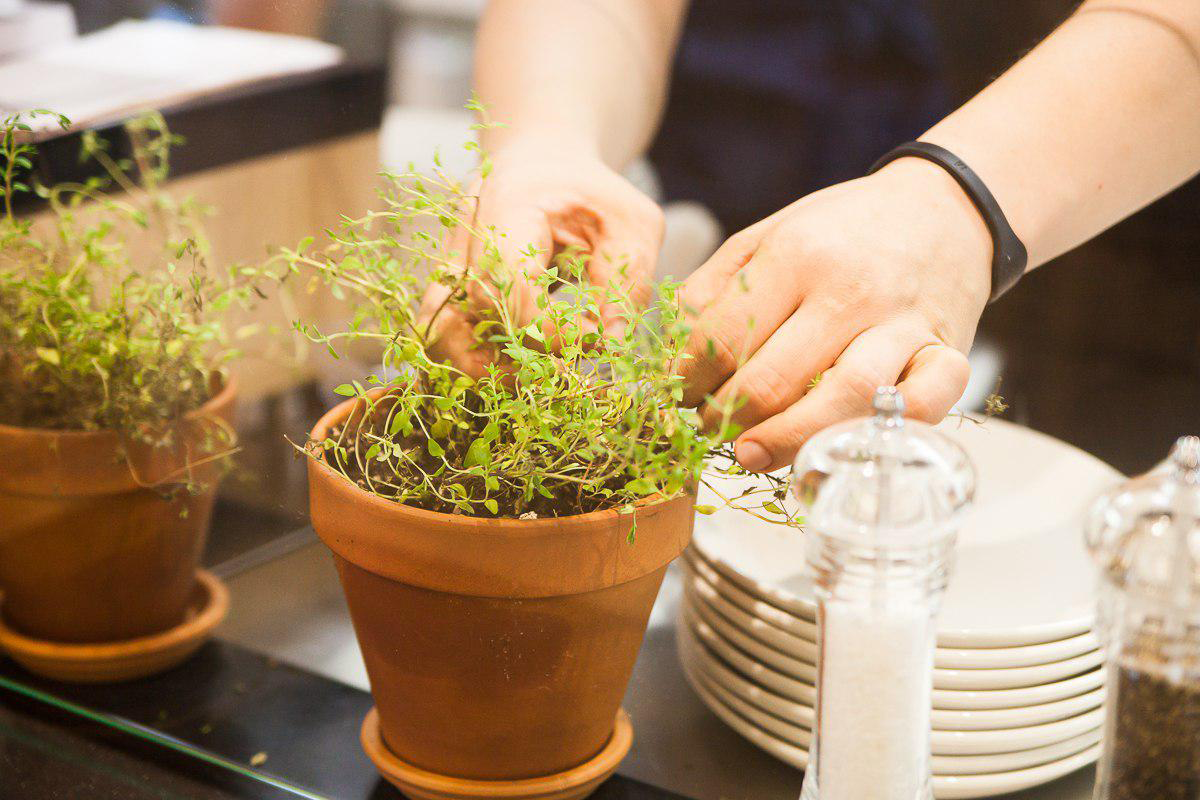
[1086,436,1200,800]
[793,387,975,800]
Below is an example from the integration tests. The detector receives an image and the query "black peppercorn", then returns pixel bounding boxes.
[1101,665,1200,800]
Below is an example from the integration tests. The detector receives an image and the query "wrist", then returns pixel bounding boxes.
[873,157,994,308]
[484,127,604,166]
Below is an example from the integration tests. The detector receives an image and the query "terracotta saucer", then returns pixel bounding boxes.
[360,707,634,800]
[0,569,229,684]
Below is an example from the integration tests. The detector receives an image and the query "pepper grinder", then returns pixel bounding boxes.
[1086,436,1200,800]
[793,387,975,800]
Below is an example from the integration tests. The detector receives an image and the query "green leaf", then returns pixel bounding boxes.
[762,501,784,515]
[625,477,656,496]
[388,410,409,436]
[35,347,60,365]
[484,498,498,514]
[694,504,719,515]
[426,438,445,459]
[365,443,381,461]
[333,384,356,397]
[463,437,491,469]
[624,505,638,544]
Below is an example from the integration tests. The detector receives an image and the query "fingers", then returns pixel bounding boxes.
[734,327,967,472]
[697,302,851,432]
[586,216,663,337]
[677,201,800,316]
[416,283,496,380]
[463,203,554,328]
[678,228,760,317]
[677,249,804,408]
[896,344,971,423]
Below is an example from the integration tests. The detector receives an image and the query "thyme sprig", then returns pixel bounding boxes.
[0,112,261,460]
[277,104,799,527]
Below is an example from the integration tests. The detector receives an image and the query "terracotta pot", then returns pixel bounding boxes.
[0,377,236,643]
[308,395,695,781]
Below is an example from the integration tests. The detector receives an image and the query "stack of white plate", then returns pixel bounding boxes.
[680,419,1119,800]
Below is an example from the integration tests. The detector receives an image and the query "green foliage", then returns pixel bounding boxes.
[276,112,798,524]
[0,111,259,452]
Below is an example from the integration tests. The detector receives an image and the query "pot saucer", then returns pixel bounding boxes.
[0,569,228,683]
[361,707,633,800]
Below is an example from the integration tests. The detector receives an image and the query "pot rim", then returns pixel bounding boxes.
[308,393,689,531]
[0,372,237,442]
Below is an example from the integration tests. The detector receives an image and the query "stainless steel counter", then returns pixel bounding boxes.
[216,538,1095,800]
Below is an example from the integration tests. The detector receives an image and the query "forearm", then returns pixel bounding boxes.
[922,0,1200,269]
[212,0,327,35]
[473,0,687,168]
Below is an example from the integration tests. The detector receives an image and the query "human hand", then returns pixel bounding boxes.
[417,141,664,377]
[678,157,995,472]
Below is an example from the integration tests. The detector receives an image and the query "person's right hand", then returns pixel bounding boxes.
[417,141,665,377]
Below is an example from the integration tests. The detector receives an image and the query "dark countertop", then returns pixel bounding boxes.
[0,639,688,800]
[1,697,254,800]
[0,530,1098,800]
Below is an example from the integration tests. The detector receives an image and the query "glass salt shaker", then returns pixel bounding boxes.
[792,387,975,800]
[1086,436,1200,800]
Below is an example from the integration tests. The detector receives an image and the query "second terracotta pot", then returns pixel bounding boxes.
[308,395,695,781]
[0,378,236,643]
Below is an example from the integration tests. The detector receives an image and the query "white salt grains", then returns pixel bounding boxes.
[815,602,934,800]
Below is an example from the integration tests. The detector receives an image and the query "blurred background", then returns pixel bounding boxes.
[5,0,1199,555]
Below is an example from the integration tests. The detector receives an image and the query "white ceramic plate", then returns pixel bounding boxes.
[933,649,1104,691]
[679,617,1106,733]
[684,603,817,705]
[685,583,1103,691]
[687,587,817,680]
[935,634,1100,670]
[677,618,1104,755]
[930,687,1106,731]
[684,549,818,635]
[684,649,1100,776]
[931,730,1101,775]
[684,552,1100,669]
[679,619,815,726]
[694,419,1119,647]
[682,600,1105,713]
[678,644,1101,798]
[931,668,1105,710]
[685,566,819,663]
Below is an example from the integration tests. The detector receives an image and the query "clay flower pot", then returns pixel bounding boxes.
[308,395,695,796]
[0,377,236,646]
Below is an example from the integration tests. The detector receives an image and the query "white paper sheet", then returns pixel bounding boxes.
[0,19,343,136]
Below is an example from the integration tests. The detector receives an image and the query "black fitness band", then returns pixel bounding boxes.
[869,141,1027,303]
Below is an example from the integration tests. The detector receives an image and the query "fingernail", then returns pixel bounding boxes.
[736,440,771,472]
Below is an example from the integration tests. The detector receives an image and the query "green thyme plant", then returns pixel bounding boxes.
[0,111,258,463]
[276,106,797,527]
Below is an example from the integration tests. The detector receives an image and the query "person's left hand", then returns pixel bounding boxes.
[677,157,996,472]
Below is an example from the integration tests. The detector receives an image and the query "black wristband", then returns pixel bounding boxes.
[868,141,1027,303]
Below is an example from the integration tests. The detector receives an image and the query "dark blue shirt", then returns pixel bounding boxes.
[650,0,950,232]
